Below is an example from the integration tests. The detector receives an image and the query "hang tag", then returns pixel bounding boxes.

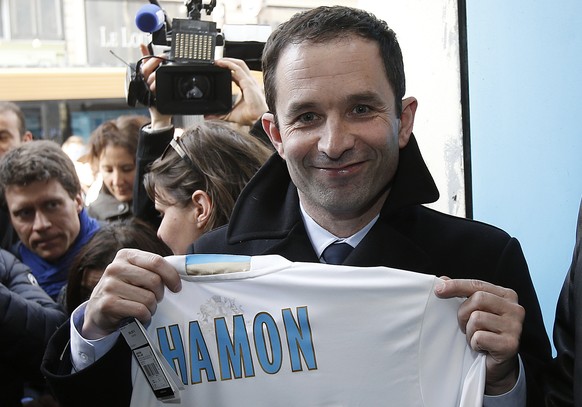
[120,318,183,402]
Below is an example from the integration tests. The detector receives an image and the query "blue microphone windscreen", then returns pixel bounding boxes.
[135,4,164,33]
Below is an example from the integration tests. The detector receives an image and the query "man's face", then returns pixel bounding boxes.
[0,111,25,156]
[5,178,83,262]
[264,37,415,228]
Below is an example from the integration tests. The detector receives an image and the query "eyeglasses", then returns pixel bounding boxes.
[160,135,196,170]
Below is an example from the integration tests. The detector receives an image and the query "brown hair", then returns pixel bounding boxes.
[144,120,272,232]
[0,140,81,207]
[87,115,148,170]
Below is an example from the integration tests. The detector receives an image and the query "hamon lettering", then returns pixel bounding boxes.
[155,306,317,385]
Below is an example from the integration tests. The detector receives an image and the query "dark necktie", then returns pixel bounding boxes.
[321,242,353,265]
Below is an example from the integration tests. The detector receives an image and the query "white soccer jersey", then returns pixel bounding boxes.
[130,254,486,407]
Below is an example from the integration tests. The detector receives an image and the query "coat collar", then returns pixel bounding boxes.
[226,134,439,246]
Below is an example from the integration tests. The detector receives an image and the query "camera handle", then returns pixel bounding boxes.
[186,0,217,20]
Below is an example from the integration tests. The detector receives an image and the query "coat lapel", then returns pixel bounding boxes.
[346,216,431,274]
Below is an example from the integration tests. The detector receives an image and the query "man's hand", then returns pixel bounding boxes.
[435,278,524,395]
[205,57,268,126]
[82,249,181,340]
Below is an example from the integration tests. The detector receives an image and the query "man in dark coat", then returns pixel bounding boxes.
[1,248,66,406]
[42,6,551,407]
[546,199,582,406]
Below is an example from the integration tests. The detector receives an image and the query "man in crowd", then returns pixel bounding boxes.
[42,6,550,406]
[0,101,33,250]
[0,140,100,300]
[1,248,66,407]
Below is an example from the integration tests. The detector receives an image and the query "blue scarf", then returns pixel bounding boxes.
[19,208,101,300]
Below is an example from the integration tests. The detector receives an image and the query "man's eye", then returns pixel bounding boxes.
[299,112,316,123]
[14,209,33,219]
[353,105,371,114]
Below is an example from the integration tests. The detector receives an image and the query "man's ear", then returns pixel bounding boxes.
[191,189,212,229]
[262,112,284,158]
[398,97,418,149]
[22,131,33,143]
[75,193,84,213]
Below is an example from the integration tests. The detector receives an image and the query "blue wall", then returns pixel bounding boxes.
[466,1,582,350]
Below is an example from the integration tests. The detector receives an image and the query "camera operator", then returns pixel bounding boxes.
[139,43,267,125]
[133,43,271,227]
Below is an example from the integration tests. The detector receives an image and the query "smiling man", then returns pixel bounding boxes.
[0,140,100,300]
[41,6,550,407]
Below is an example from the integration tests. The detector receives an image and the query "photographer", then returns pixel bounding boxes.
[133,44,271,227]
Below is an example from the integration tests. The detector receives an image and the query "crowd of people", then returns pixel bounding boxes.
[0,4,580,407]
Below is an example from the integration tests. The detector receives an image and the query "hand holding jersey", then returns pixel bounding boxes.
[82,249,181,340]
[436,278,524,395]
[127,254,486,407]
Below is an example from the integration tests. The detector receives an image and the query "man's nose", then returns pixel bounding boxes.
[318,118,355,159]
[33,211,51,230]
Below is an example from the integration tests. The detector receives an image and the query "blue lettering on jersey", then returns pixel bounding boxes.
[189,321,217,383]
[156,324,188,384]
[283,307,317,371]
[253,312,283,374]
[216,314,256,380]
[155,306,317,385]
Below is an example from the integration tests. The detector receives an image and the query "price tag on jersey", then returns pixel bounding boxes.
[120,318,182,401]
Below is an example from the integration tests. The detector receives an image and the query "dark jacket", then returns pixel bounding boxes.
[87,187,132,222]
[0,208,18,251]
[190,135,551,407]
[0,249,67,407]
[42,134,551,406]
[546,199,582,406]
[132,125,173,229]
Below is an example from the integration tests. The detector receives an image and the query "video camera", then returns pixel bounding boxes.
[127,0,232,115]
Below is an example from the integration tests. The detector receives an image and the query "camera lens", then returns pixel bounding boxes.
[176,75,211,100]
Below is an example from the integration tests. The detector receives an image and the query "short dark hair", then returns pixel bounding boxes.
[262,6,405,118]
[0,140,81,207]
[0,101,27,137]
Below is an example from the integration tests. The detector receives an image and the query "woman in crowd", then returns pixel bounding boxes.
[86,115,149,221]
[144,120,272,254]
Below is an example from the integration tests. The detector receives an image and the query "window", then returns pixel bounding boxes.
[8,0,63,40]
[0,0,5,38]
